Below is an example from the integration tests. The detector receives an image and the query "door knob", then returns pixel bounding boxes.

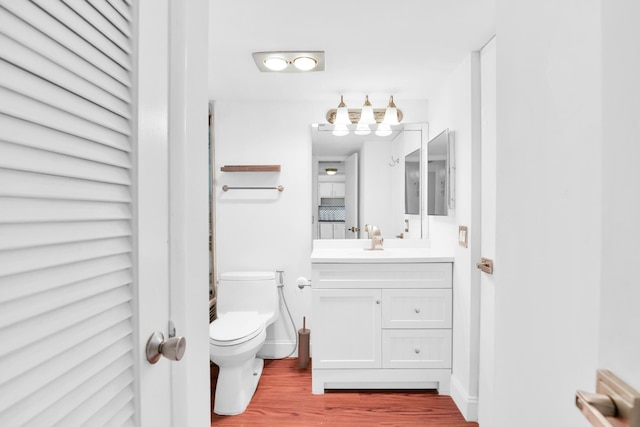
[348,226,360,233]
[146,331,186,364]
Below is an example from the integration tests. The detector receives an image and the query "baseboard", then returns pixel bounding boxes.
[450,374,479,422]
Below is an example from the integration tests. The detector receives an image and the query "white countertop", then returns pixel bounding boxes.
[310,239,454,264]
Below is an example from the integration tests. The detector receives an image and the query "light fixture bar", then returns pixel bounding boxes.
[325,108,404,124]
[252,51,325,73]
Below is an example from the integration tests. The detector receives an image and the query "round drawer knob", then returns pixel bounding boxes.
[376,299,381,304]
[414,308,421,314]
[415,348,421,354]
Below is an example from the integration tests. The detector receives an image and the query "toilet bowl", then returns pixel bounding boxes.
[209,272,279,415]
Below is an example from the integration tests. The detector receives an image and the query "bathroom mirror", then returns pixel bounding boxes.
[404,148,420,215]
[311,123,425,240]
[427,129,454,216]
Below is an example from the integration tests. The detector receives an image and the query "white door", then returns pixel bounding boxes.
[598,0,640,401]
[344,152,359,238]
[0,1,210,425]
[477,36,497,426]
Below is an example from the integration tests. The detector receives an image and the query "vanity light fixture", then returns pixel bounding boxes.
[332,95,350,136]
[326,95,403,137]
[252,51,325,73]
[354,95,375,136]
[375,96,400,136]
[325,168,338,175]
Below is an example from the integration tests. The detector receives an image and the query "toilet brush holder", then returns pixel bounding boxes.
[297,316,310,369]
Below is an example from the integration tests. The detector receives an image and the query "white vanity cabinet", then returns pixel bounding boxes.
[311,261,453,395]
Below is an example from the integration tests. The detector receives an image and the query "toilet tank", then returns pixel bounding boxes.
[217,271,279,325]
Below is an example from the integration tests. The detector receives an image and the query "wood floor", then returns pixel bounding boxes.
[210,359,479,427]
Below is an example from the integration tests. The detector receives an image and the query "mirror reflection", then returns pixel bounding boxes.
[311,123,425,240]
[404,148,420,215]
[427,129,454,216]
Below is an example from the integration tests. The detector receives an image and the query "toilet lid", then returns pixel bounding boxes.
[209,312,263,346]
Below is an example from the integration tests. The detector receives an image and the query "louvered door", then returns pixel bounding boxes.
[0,1,173,425]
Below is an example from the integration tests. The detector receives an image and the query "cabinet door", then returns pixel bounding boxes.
[333,223,346,239]
[318,223,334,239]
[312,289,381,369]
[318,182,333,198]
[332,182,345,197]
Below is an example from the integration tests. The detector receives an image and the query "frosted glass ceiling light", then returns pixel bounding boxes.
[334,95,351,125]
[263,56,288,71]
[325,168,338,175]
[382,95,400,126]
[358,95,376,125]
[293,56,317,71]
[252,51,325,73]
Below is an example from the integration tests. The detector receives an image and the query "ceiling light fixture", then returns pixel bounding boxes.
[325,168,338,175]
[325,95,403,137]
[252,51,325,73]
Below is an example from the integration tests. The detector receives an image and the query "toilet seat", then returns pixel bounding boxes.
[209,312,264,346]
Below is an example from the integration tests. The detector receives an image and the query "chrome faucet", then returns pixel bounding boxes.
[364,224,384,250]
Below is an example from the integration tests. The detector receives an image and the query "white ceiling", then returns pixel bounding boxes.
[208,0,496,103]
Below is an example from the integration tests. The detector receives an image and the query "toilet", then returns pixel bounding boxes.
[209,271,279,415]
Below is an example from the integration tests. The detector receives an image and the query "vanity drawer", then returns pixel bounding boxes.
[382,329,452,369]
[382,289,452,329]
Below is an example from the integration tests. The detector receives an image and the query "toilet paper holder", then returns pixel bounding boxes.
[296,277,311,289]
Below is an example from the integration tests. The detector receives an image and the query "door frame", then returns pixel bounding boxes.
[135,0,211,425]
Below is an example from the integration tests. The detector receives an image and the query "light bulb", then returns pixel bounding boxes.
[263,57,288,71]
[293,56,317,71]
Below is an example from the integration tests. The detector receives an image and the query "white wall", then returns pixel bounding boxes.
[492,1,603,426]
[214,100,320,356]
[599,0,640,392]
[427,54,482,420]
[213,99,428,356]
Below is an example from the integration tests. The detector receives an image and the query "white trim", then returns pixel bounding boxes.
[167,0,211,425]
[450,374,479,422]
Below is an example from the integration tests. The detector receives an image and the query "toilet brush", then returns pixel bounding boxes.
[297,316,310,369]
